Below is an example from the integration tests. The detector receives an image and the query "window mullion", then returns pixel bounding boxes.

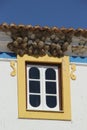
[41,66,46,110]
[39,66,43,110]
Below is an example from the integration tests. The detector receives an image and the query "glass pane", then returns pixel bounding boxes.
[29,81,40,93]
[46,82,56,94]
[29,95,40,107]
[29,67,40,79]
[46,96,57,108]
[45,68,56,80]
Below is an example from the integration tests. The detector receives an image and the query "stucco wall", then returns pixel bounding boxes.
[0,60,87,130]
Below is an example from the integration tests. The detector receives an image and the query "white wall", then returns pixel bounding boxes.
[0,60,87,130]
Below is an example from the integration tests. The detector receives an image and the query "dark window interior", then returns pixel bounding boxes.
[46,96,57,108]
[46,81,56,94]
[45,68,56,80]
[29,67,40,79]
[29,81,40,93]
[29,95,40,107]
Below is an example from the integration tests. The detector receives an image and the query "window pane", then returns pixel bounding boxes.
[46,82,56,94]
[29,67,40,79]
[29,81,40,93]
[29,95,40,107]
[45,68,56,80]
[46,96,57,108]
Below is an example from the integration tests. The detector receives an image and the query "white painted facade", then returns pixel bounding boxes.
[0,60,87,130]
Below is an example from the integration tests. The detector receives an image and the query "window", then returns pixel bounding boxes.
[17,55,71,120]
[27,65,60,111]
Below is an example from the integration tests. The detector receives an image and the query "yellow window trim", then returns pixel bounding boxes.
[17,54,71,120]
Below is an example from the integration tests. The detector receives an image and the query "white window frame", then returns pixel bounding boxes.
[26,64,60,111]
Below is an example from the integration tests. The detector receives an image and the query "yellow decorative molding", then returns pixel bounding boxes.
[17,55,71,120]
[62,58,69,74]
[70,64,76,80]
[10,61,16,76]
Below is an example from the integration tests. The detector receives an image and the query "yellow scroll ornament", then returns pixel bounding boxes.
[10,61,16,76]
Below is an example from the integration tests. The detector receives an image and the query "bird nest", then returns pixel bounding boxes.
[0,23,87,57]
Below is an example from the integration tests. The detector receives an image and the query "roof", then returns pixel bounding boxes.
[0,23,87,57]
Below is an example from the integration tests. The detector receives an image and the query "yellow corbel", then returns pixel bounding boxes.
[70,64,76,80]
[10,61,16,76]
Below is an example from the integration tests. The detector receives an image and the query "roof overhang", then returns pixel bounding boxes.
[0,23,87,57]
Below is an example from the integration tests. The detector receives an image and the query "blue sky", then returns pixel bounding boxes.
[0,0,87,28]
